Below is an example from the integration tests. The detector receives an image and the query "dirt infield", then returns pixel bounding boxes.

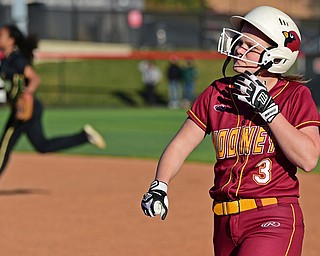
[0,153,319,256]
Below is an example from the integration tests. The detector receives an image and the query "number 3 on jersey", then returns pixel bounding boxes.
[253,158,272,185]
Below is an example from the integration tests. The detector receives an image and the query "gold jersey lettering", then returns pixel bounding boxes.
[238,126,256,155]
[216,129,228,159]
[253,126,267,154]
[213,126,275,160]
[227,127,240,158]
[212,131,218,153]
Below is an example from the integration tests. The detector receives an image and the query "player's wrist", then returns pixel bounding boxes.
[150,180,168,193]
[260,101,279,123]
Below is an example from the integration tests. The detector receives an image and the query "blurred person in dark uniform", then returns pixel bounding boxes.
[167,56,182,109]
[182,57,198,106]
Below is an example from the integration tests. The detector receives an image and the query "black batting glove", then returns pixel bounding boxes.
[233,70,280,123]
[141,180,169,220]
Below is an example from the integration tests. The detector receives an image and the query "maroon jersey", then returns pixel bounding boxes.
[188,77,320,202]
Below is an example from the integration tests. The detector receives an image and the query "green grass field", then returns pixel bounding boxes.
[0,108,215,163]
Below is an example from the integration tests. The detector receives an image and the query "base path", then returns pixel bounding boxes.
[0,153,318,256]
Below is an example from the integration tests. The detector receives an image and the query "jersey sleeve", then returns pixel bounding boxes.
[187,85,213,134]
[289,86,320,129]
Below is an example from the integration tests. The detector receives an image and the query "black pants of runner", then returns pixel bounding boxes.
[0,97,89,175]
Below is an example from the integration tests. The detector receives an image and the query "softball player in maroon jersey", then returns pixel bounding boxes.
[141,6,320,256]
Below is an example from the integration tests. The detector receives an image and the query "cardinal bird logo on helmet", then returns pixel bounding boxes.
[283,31,300,52]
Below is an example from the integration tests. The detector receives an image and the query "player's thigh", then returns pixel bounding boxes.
[237,204,304,256]
[213,215,237,256]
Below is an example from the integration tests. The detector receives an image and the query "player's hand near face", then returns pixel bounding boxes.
[233,70,279,123]
[141,180,168,220]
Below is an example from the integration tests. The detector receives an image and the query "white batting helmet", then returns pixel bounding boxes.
[218,6,301,74]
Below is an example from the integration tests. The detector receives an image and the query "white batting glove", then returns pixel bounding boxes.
[141,180,169,220]
[234,70,279,123]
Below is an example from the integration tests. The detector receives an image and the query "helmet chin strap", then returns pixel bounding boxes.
[253,61,274,76]
[254,47,274,76]
[222,56,232,78]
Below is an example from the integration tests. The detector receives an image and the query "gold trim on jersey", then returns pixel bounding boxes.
[235,118,256,196]
[284,204,296,256]
[273,81,289,99]
[220,84,242,193]
[187,109,207,130]
[295,120,320,129]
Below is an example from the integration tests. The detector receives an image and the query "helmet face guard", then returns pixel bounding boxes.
[218,28,275,67]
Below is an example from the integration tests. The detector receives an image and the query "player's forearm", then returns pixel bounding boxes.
[155,143,189,184]
[269,114,320,172]
[155,119,205,183]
